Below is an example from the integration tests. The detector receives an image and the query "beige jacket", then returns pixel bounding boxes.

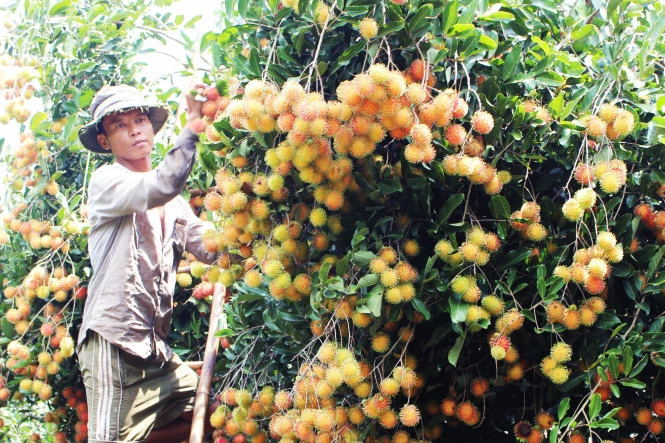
[77,128,217,361]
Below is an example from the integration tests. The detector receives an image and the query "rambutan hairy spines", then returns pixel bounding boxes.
[471,110,494,134]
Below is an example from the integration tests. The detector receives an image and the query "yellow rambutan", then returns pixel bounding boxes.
[599,170,623,193]
[579,306,597,326]
[399,404,421,427]
[548,365,570,384]
[379,377,400,397]
[562,309,580,330]
[550,342,573,363]
[434,239,453,258]
[525,223,547,242]
[574,163,595,185]
[584,115,607,138]
[371,332,391,353]
[562,199,584,221]
[574,187,597,209]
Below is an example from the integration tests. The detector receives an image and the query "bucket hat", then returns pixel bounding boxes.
[78,85,170,154]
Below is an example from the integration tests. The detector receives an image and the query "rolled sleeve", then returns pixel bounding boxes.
[180,199,218,264]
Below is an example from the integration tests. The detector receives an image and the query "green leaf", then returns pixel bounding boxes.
[572,24,596,41]
[441,0,459,34]
[438,193,465,224]
[623,346,633,377]
[407,4,433,36]
[336,252,351,276]
[536,71,566,87]
[647,245,665,280]
[353,251,376,267]
[620,379,646,389]
[502,45,521,81]
[589,393,601,420]
[356,273,379,288]
[558,397,570,420]
[489,195,510,219]
[378,179,403,194]
[356,285,383,317]
[448,332,465,366]
[608,354,619,380]
[411,298,431,320]
[48,0,71,16]
[478,11,515,23]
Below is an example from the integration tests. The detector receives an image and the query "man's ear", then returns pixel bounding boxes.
[97,133,111,151]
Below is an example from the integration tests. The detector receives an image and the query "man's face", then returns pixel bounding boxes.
[96,109,155,163]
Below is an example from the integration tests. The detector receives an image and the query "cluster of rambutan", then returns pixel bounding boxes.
[0,54,39,124]
[208,386,274,443]
[1,211,78,253]
[523,100,553,124]
[634,399,665,436]
[434,227,500,270]
[460,226,501,265]
[634,203,665,243]
[540,342,573,385]
[48,388,89,442]
[582,103,636,140]
[442,153,507,195]
[441,397,481,426]
[569,159,628,202]
[544,296,606,332]
[489,309,525,380]
[510,201,548,242]
[553,231,623,295]
[369,246,419,305]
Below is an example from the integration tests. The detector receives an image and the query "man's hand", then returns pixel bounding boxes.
[183,80,207,131]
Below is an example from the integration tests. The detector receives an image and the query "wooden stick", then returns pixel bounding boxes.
[189,282,226,443]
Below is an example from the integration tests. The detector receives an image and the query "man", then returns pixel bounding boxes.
[76,83,218,443]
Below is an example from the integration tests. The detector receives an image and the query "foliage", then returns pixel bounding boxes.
[0,0,665,442]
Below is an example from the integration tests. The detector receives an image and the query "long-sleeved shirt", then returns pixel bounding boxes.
[77,128,217,362]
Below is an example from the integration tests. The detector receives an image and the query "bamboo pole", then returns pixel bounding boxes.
[189,282,226,443]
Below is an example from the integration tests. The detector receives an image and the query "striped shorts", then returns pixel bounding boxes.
[77,332,198,443]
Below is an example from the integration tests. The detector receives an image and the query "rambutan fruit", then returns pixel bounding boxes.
[490,333,511,351]
[536,411,554,430]
[435,239,454,259]
[441,397,457,416]
[403,239,420,256]
[309,207,328,227]
[379,377,400,397]
[380,269,399,288]
[463,286,481,303]
[471,111,494,134]
[409,59,426,81]
[584,115,607,138]
[613,110,635,135]
[653,399,665,417]
[384,287,403,304]
[445,124,466,146]
[574,188,597,209]
[599,170,623,194]
[379,409,398,429]
[548,365,570,384]
[358,18,379,39]
[525,223,547,242]
[456,401,480,425]
[649,418,664,435]
[405,83,427,105]
[562,199,584,221]
[399,404,421,427]
[574,163,595,185]
[470,377,489,397]
[410,123,432,146]
[568,432,585,443]
[550,342,573,363]
[481,295,504,316]
[371,332,391,353]
[514,421,532,439]
[562,309,580,330]
[583,276,606,295]
[578,306,597,326]
[636,407,653,425]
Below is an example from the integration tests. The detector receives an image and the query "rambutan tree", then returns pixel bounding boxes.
[2,0,665,442]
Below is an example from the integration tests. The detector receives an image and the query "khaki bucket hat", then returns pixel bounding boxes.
[78,85,170,154]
